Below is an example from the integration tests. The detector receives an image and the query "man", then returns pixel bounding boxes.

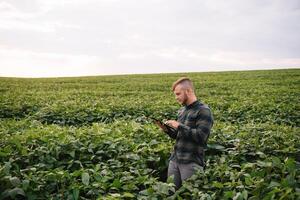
[159,77,213,189]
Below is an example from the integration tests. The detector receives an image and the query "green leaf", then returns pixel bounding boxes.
[271,156,282,168]
[256,151,266,158]
[268,181,280,188]
[212,181,223,189]
[281,174,296,187]
[233,192,243,200]
[0,151,9,157]
[111,179,121,189]
[82,172,90,186]
[243,163,255,169]
[9,187,25,198]
[73,188,79,200]
[242,190,248,199]
[207,144,225,151]
[10,177,21,187]
[257,161,272,168]
[245,177,252,186]
[22,180,30,190]
[4,161,12,174]
[224,191,235,199]
[110,193,121,197]
[123,192,134,198]
[69,150,75,158]
[285,158,296,173]
[166,175,174,184]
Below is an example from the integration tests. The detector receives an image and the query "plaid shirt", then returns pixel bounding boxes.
[166,100,213,166]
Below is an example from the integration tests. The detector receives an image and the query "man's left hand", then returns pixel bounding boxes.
[165,120,180,129]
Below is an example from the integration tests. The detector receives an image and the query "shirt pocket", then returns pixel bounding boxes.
[185,113,197,127]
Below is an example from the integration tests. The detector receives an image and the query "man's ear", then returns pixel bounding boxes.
[186,88,192,94]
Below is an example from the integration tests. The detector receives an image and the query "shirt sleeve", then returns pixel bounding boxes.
[177,107,213,145]
[164,127,178,139]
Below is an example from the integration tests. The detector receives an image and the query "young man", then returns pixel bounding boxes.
[161,77,214,189]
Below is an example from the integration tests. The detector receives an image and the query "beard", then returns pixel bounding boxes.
[181,93,189,106]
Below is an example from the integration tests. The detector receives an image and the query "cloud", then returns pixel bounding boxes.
[0,0,299,77]
[0,1,81,32]
[0,1,36,19]
[0,47,101,77]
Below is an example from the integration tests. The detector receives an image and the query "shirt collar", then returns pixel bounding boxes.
[185,100,200,109]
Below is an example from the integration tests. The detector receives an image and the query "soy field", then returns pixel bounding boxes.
[0,69,299,199]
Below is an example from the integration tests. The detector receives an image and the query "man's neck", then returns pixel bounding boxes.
[186,96,197,106]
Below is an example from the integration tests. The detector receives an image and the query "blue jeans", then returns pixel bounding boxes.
[167,160,203,189]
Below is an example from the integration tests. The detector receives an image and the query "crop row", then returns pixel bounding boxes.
[0,69,299,199]
[1,118,299,199]
[1,70,299,127]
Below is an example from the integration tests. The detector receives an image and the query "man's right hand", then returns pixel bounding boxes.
[154,120,168,132]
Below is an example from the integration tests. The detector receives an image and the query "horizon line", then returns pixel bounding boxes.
[0,67,299,79]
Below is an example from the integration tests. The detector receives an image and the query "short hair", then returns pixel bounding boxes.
[172,77,194,91]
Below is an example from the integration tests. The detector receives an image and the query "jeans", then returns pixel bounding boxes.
[167,160,203,189]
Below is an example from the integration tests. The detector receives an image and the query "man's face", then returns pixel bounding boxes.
[174,85,188,105]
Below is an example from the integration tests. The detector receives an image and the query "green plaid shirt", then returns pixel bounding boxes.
[166,100,213,166]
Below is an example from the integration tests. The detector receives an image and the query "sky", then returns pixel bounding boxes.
[0,0,299,77]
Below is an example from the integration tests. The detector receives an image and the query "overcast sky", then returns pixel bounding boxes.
[0,0,299,77]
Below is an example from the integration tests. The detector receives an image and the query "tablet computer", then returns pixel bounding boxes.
[150,117,177,133]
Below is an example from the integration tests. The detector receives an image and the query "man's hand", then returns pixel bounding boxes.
[154,121,168,132]
[165,120,180,129]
